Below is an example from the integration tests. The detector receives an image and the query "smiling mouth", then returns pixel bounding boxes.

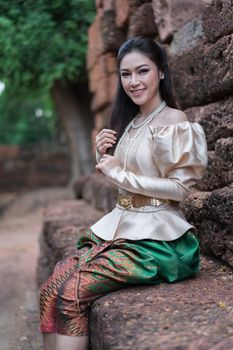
[130,88,146,96]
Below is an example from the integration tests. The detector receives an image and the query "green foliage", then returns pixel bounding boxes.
[0,0,95,91]
[0,86,57,144]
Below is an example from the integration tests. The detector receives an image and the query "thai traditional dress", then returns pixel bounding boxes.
[40,118,208,337]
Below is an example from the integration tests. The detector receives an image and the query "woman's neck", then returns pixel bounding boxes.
[140,97,163,118]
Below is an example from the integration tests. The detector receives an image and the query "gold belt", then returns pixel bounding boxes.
[118,193,173,209]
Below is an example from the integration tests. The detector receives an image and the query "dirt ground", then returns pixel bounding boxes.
[0,188,73,350]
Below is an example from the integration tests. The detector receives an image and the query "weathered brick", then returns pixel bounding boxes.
[128,3,158,37]
[200,185,233,265]
[87,15,105,70]
[101,9,125,52]
[152,0,207,43]
[202,0,233,43]
[115,0,130,28]
[171,34,233,109]
[185,96,233,150]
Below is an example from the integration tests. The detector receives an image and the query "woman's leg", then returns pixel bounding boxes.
[55,335,88,350]
[40,235,162,350]
[43,333,56,350]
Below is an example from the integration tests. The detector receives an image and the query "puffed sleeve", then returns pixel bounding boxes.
[152,122,208,189]
[105,122,208,202]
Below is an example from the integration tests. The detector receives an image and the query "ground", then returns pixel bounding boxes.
[0,188,73,350]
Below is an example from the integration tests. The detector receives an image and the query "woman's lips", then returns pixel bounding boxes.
[130,88,146,97]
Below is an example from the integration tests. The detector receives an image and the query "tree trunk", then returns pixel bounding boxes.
[51,80,94,184]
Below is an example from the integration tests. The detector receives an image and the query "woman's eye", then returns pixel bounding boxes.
[121,72,130,77]
[139,69,149,74]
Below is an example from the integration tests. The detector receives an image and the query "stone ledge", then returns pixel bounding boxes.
[37,200,103,285]
[38,196,233,349]
[74,173,118,212]
[90,256,233,350]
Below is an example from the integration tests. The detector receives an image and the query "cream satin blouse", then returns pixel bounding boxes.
[91,121,208,241]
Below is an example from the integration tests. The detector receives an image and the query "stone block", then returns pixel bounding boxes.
[73,175,91,199]
[105,53,117,73]
[203,185,233,226]
[91,77,110,112]
[115,0,130,28]
[42,200,103,238]
[100,9,125,52]
[200,185,233,266]
[88,58,107,94]
[92,176,118,212]
[90,256,233,349]
[94,105,112,130]
[215,138,233,186]
[185,96,233,150]
[38,200,103,284]
[152,0,207,43]
[170,34,233,109]
[90,74,118,113]
[108,73,118,102]
[180,190,210,234]
[196,139,233,191]
[196,151,220,191]
[37,225,82,285]
[128,3,158,37]
[95,0,101,9]
[87,15,105,70]
[73,174,118,212]
[202,0,233,43]
[89,54,117,95]
[102,0,115,11]
[169,16,204,56]
[95,112,109,130]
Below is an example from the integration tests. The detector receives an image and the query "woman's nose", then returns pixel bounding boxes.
[130,73,139,86]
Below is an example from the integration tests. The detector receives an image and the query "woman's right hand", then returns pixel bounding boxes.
[95,128,117,156]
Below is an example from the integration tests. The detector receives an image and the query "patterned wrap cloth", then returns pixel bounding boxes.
[40,228,200,336]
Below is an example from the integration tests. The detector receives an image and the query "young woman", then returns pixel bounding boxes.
[40,37,208,350]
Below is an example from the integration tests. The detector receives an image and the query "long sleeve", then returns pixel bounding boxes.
[106,122,208,202]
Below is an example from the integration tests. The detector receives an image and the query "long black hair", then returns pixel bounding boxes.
[109,36,178,153]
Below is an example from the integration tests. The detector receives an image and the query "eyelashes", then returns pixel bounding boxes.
[120,69,150,77]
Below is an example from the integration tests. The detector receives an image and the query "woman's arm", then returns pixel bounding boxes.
[96,122,208,202]
[96,157,189,201]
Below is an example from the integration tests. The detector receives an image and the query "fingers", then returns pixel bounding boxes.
[98,128,117,136]
[96,129,117,154]
[99,154,112,162]
[96,129,117,143]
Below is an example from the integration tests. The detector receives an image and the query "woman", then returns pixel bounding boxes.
[40,37,208,350]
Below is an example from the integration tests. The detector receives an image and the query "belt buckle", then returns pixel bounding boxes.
[151,198,162,206]
[119,195,133,209]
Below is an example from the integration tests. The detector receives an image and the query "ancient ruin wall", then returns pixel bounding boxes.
[86,0,233,266]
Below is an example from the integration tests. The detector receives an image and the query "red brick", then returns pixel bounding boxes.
[152,0,206,43]
[87,15,104,70]
[115,0,130,28]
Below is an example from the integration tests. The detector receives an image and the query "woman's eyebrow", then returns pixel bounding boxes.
[120,64,150,71]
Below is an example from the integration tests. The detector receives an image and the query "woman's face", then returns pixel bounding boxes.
[120,51,162,114]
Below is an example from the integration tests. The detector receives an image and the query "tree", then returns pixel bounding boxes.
[0,88,56,145]
[0,0,95,182]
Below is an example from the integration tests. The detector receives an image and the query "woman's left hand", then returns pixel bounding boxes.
[96,154,120,175]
